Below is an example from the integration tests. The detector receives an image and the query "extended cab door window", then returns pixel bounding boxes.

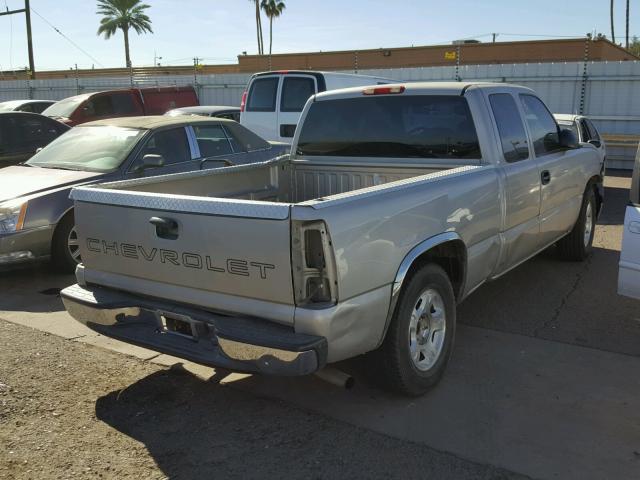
[488,93,529,162]
[519,95,561,156]
[280,77,315,112]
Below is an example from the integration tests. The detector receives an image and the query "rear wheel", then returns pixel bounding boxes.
[52,213,81,273]
[557,187,596,261]
[376,263,456,396]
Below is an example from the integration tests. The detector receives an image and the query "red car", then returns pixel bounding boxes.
[42,86,199,126]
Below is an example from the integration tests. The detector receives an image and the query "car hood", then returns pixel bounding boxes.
[0,166,107,203]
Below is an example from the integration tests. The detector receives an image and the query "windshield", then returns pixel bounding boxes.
[0,102,20,112]
[26,126,145,172]
[42,96,87,118]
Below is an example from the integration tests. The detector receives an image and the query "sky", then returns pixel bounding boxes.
[0,0,638,71]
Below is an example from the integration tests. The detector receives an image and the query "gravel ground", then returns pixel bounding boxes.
[0,319,527,480]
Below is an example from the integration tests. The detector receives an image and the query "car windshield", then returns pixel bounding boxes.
[0,102,20,112]
[42,96,87,118]
[26,126,145,172]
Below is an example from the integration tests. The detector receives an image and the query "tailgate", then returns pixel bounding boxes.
[71,187,294,316]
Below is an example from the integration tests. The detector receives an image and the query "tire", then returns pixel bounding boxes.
[376,263,456,396]
[557,187,596,261]
[51,213,81,273]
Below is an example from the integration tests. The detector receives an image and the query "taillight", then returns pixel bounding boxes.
[363,85,405,95]
[291,221,338,306]
[240,91,248,112]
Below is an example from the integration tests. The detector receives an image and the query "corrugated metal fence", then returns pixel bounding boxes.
[1,61,638,167]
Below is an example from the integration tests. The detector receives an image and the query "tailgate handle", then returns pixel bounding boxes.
[149,216,179,240]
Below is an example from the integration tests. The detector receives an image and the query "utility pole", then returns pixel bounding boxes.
[0,1,36,78]
[492,33,498,43]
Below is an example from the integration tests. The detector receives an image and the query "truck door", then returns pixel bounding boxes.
[618,148,640,299]
[277,74,317,142]
[519,94,584,248]
[241,75,281,142]
[486,91,542,272]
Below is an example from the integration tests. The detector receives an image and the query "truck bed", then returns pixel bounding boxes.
[77,156,472,206]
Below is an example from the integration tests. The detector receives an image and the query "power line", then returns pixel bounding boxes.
[29,6,104,67]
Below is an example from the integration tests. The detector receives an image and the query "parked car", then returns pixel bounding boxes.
[618,144,640,299]
[240,70,392,143]
[165,106,241,122]
[61,82,602,396]
[41,87,199,126]
[0,99,56,114]
[0,115,288,270]
[0,112,70,167]
[554,113,606,166]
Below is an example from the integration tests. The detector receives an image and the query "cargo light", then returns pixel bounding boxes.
[363,85,405,95]
[240,91,248,112]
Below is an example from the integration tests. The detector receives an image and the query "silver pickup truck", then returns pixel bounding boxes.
[61,82,603,395]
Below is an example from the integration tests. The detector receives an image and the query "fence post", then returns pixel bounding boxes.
[579,34,591,115]
[455,45,461,81]
[354,51,358,74]
[75,64,80,95]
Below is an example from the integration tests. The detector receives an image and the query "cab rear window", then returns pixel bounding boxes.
[296,95,481,159]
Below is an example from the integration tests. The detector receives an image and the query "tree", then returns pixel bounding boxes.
[261,0,286,55]
[250,0,264,55]
[628,36,640,57]
[610,0,616,43]
[96,0,153,68]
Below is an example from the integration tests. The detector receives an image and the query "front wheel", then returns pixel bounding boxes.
[376,263,456,396]
[557,187,596,261]
[51,213,81,273]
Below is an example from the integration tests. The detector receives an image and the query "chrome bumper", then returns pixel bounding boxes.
[61,283,327,376]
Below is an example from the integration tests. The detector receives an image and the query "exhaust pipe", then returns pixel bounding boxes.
[314,367,355,390]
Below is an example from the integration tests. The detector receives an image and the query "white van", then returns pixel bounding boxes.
[239,70,392,143]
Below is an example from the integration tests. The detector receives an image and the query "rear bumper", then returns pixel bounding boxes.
[61,283,327,376]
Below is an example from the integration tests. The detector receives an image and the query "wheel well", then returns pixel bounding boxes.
[50,209,74,252]
[588,175,603,215]
[405,240,467,301]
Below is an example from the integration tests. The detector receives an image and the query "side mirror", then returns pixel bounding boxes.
[588,139,602,148]
[134,154,165,172]
[559,128,579,149]
[35,147,43,154]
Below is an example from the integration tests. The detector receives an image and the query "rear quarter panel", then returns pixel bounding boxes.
[292,166,502,301]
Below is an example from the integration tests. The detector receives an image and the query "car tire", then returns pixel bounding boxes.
[376,263,456,396]
[557,186,596,261]
[51,213,81,273]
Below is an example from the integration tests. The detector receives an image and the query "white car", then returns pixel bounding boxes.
[618,145,640,299]
[554,114,606,167]
[239,70,392,143]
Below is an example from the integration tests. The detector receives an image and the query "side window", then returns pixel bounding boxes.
[111,94,137,115]
[579,120,591,142]
[489,93,529,162]
[17,103,34,113]
[84,96,114,117]
[0,117,13,152]
[16,116,59,148]
[281,77,316,112]
[136,127,191,166]
[519,95,561,156]
[246,77,279,112]
[193,125,233,157]
[585,119,601,141]
[32,102,52,114]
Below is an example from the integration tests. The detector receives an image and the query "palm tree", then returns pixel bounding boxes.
[250,0,264,54]
[261,0,286,55]
[96,0,153,68]
[610,0,616,43]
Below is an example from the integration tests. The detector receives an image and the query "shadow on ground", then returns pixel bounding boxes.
[0,262,73,313]
[95,365,521,480]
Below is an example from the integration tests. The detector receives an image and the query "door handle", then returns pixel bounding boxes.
[541,170,551,185]
[149,216,179,240]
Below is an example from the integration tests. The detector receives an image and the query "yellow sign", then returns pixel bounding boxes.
[444,51,457,60]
